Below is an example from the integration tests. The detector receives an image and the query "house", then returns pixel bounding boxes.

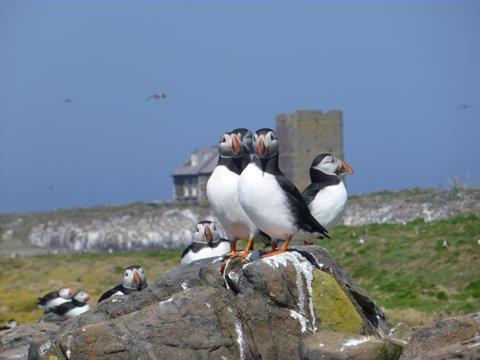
[171,147,218,203]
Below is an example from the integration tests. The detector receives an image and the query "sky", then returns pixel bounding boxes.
[0,0,479,213]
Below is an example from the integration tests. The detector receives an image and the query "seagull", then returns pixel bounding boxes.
[456,104,474,110]
[146,92,167,101]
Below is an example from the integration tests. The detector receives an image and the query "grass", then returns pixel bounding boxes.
[318,215,480,325]
[0,215,479,326]
[0,250,181,324]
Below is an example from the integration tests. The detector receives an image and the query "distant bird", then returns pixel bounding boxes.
[181,220,230,264]
[442,239,449,248]
[37,288,74,312]
[48,185,54,192]
[51,291,90,318]
[146,92,167,101]
[477,239,480,246]
[358,238,365,245]
[456,104,473,110]
[302,154,353,231]
[207,128,269,259]
[0,319,17,331]
[238,128,329,258]
[97,265,148,303]
[64,98,72,103]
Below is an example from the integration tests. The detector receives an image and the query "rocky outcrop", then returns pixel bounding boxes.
[399,312,480,360]
[1,246,400,360]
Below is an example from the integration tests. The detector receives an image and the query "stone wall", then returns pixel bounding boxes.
[276,110,343,190]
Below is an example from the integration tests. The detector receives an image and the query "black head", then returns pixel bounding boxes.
[253,128,279,159]
[231,128,254,155]
[217,131,242,158]
[311,153,353,177]
[122,266,147,290]
[192,220,221,245]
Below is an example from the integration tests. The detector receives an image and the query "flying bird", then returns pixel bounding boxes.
[146,92,167,101]
[456,104,474,110]
[64,98,72,103]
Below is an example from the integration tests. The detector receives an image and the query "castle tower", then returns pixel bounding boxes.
[276,110,343,191]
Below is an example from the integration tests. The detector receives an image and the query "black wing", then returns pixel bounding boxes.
[302,183,325,206]
[181,243,194,259]
[276,175,330,238]
[51,301,76,316]
[97,285,123,303]
[37,291,59,306]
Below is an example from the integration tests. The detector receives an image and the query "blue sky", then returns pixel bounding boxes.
[0,0,479,213]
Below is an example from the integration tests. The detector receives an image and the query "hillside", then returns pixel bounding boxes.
[1,215,478,326]
[1,187,479,254]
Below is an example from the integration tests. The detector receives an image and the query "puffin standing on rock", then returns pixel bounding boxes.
[238,128,330,257]
[207,128,267,259]
[303,153,353,230]
[181,220,230,264]
[51,290,90,318]
[98,265,148,303]
[37,287,74,312]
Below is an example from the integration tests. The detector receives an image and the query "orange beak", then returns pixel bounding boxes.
[204,224,213,244]
[257,135,265,157]
[232,134,241,154]
[133,271,142,289]
[340,160,353,176]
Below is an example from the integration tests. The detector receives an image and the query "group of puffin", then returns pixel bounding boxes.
[35,265,148,319]
[181,128,353,266]
[28,127,351,322]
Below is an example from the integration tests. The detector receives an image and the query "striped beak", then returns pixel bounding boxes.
[231,134,241,155]
[133,271,142,289]
[257,135,265,157]
[204,224,213,244]
[338,160,353,176]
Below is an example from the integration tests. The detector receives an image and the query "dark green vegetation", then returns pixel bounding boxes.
[321,215,480,325]
[0,215,479,326]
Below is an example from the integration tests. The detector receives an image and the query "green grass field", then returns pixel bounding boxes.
[1,215,479,326]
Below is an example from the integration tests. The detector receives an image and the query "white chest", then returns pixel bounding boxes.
[65,304,90,317]
[46,297,70,308]
[238,164,296,239]
[309,182,347,230]
[181,242,231,264]
[206,165,255,239]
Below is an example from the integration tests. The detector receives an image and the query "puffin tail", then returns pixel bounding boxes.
[304,215,330,239]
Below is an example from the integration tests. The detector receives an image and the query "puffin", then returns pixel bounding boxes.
[181,220,231,264]
[51,290,90,318]
[97,265,148,303]
[206,128,267,258]
[0,319,17,331]
[37,287,74,312]
[238,128,329,256]
[302,153,353,230]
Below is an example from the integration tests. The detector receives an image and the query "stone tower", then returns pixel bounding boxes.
[276,110,343,191]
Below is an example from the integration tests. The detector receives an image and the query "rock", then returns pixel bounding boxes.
[1,246,390,360]
[300,331,403,360]
[388,323,414,344]
[0,322,60,360]
[400,314,480,360]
